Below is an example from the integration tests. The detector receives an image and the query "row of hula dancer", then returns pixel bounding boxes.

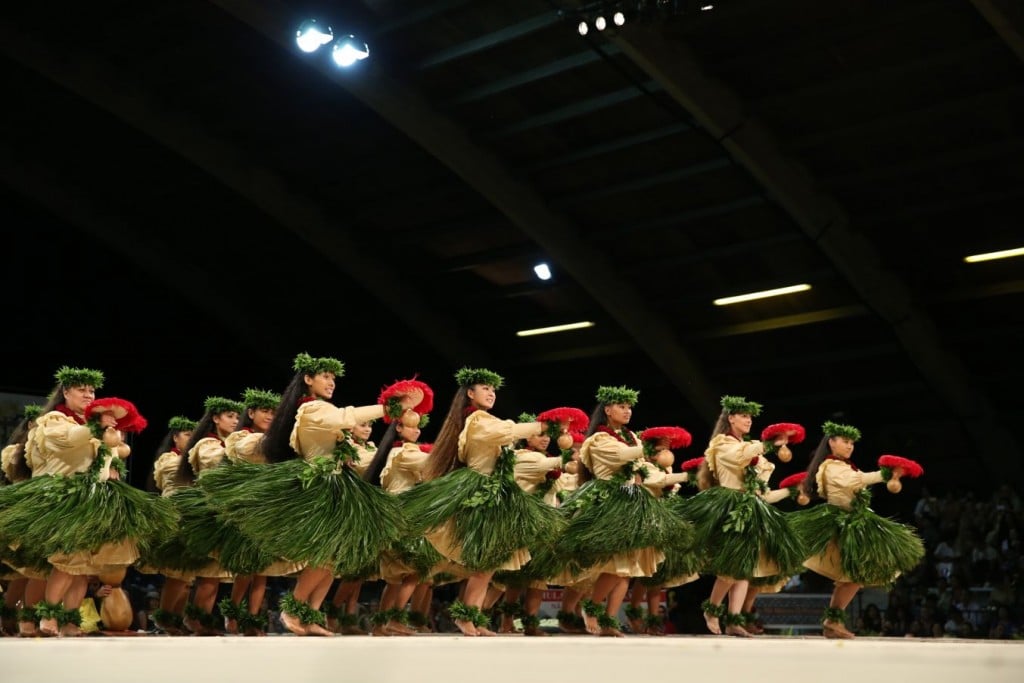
[0,354,926,639]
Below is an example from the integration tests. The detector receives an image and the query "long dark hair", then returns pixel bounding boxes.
[575,403,612,485]
[174,411,218,485]
[2,414,37,483]
[363,421,399,486]
[800,435,832,500]
[258,372,311,464]
[696,408,732,490]
[421,388,471,481]
[146,427,187,493]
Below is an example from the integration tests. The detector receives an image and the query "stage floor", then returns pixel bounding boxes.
[3,633,1022,683]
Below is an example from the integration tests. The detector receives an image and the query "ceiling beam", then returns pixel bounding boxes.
[525,122,691,171]
[609,21,1022,479]
[969,0,1024,63]
[0,23,490,369]
[446,46,621,105]
[488,80,662,138]
[211,0,723,423]
[416,12,562,70]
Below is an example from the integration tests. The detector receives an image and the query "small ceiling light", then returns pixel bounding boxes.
[332,35,370,67]
[613,11,626,26]
[296,19,334,53]
[713,284,811,306]
[533,263,552,281]
[964,246,1024,263]
[594,16,607,31]
[517,321,595,337]
[701,4,715,11]
[577,20,589,36]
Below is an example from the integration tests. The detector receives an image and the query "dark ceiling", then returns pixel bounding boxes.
[3,0,1022,495]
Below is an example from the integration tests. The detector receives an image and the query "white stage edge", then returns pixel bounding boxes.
[3,633,1022,683]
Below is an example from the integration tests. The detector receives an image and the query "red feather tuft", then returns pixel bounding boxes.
[419,443,433,454]
[640,426,693,449]
[878,455,924,478]
[377,378,434,423]
[86,397,147,433]
[779,472,807,489]
[571,431,585,444]
[536,407,590,429]
[761,422,806,444]
[681,456,705,472]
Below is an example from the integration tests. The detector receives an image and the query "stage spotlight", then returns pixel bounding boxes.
[613,11,626,26]
[332,35,370,67]
[296,19,334,53]
[595,16,607,30]
[577,20,589,36]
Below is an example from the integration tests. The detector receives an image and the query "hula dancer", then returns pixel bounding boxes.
[792,421,925,639]
[626,426,702,636]
[198,352,422,636]
[172,395,245,635]
[362,379,436,636]
[558,387,695,637]
[216,388,302,636]
[0,367,172,637]
[400,367,560,636]
[688,396,806,637]
[141,414,198,635]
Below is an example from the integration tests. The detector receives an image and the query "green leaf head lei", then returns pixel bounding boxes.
[242,388,281,411]
[54,366,104,389]
[822,421,861,441]
[454,367,504,389]
[595,385,639,406]
[720,395,762,416]
[203,396,245,416]
[292,352,345,377]
[167,415,197,432]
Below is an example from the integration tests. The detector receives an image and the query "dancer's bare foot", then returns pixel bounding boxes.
[372,624,392,636]
[703,611,721,635]
[341,624,369,635]
[725,622,753,638]
[18,621,38,638]
[823,621,855,639]
[224,617,239,635]
[387,620,416,636]
[524,624,549,636]
[305,623,334,637]
[628,617,645,634]
[454,619,479,636]
[498,616,516,633]
[280,611,308,636]
[599,626,625,637]
[583,613,599,634]
[59,623,82,637]
[38,617,59,637]
[476,625,497,636]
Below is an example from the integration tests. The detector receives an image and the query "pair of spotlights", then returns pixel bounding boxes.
[295,19,370,68]
[577,11,625,36]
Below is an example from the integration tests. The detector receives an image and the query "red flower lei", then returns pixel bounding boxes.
[597,424,637,446]
[56,404,85,425]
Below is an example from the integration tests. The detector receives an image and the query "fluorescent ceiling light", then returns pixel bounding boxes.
[533,263,552,280]
[516,321,594,337]
[964,247,1024,263]
[713,284,811,306]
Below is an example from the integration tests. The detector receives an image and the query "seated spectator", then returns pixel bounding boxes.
[988,606,1018,640]
[856,603,883,635]
[943,607,973,638]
